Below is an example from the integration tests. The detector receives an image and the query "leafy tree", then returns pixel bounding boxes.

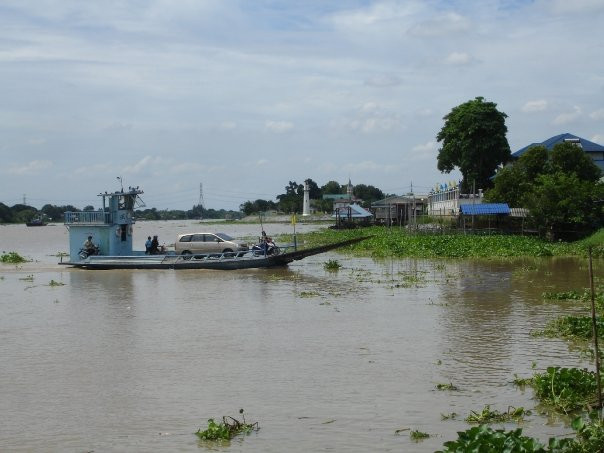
[83,205,95,211]
[353,184,384,207]
[305,179,322,199]
[240,199,277,216]
[437,97,511,192]
[485,146,548,207]
[277,181,303,213]
[321,180,343,195]
[0,202,13,222]
[525,172,604,239]
[548,142,602,182]
[487,142,604,239]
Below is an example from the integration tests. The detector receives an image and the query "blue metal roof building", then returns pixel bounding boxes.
[460,203,510,216]
[512,133,604,171]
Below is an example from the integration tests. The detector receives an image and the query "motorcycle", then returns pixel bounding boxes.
[79,245,100,260]
[251,238,280,256]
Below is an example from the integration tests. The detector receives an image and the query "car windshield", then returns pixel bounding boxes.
[215,233,234,241]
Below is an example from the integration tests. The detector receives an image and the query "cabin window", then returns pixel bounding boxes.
[179,235,192,242]
[191,234,204,242]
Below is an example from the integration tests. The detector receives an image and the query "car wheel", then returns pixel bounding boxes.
[181,250,192,260]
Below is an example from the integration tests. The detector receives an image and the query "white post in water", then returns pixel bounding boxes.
[302,180,310,216]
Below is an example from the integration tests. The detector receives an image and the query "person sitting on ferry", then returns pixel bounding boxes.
[145,236,152,254]
[150,235,160,254]
[83,236,97,256]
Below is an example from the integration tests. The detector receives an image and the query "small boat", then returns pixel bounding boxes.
[60,185,369,270]
[26,218,47,227]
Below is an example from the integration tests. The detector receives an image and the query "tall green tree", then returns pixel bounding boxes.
[353,184,384,207]
[436,97,511,192]
[486,142,604,239]
[485,146,548,207]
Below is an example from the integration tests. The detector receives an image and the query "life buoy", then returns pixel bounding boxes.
[116,226,121,237]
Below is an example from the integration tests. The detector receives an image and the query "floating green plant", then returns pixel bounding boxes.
[49,280,65,287]
[323,259,342,271]
[437,425,553,452]
[530,367,599,414]
[538,316,604,341]
[1,252,27,263]
[195,409,258,441]
[438,414,604,452]
[440,412,458,420]
[299,291,320,298]
[542,289,585,300]
[435,382,459,391]
[465,405,530,424]
[409,430,430,441]
[19,274,34,282]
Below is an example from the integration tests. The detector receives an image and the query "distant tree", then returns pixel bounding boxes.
[548,142,602,182]
[437,97,511,192]
[353,184,384,207]
[485,146,548,207]
[525,172,604,239]
[83,205,95,211]
[0,202,13,222]
[240,199,278,216]
[277,181,303,213]
[305,179,322,199]
[486,142,604,239]
[321,180,343,194]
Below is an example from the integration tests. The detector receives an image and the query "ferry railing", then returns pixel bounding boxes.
[162,245,294,264]
[64,211,112,225]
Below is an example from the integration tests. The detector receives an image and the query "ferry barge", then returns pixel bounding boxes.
[61,186,366,270]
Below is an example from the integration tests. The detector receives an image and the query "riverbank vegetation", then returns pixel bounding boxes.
[1,251,27,263]
[296,226,604,259]
[438,416,604,452]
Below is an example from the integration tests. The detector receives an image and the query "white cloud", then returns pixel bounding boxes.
[364,74,402,87]
[74,163,113,175]
[412,141,437,154]
[123,156,170,174]
[169,162,205,174]
[522,100,548,112]
[8,160,53,175]
[342,160,400,174]
[591,134,604,144]
[408,12,471,37]
[265,121,293,133]
[444,52,471,65]
[217,121,237,130]
[553,106,582,125]
[590,109,604,120]
[546,0,604,14]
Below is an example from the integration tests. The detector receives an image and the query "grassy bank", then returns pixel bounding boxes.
[294,227,604,259]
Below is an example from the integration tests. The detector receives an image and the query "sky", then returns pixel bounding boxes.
[1,0,603,211]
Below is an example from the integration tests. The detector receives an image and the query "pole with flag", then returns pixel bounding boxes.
[291,212,297,250]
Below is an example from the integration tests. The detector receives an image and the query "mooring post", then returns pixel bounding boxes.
[589,245,602,413]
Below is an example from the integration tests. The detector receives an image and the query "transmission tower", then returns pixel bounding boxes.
[198,183,205,220]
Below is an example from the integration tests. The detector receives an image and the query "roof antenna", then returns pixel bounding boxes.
[117,176,123,192]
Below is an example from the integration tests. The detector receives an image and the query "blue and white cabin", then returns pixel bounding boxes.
[64,187,145,261]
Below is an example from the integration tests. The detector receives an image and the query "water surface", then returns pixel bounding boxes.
[0,221,600,451]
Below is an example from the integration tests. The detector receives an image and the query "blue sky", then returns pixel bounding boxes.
[1,0,603,210]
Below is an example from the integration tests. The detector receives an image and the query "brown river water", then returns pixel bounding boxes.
[1,220,601,452]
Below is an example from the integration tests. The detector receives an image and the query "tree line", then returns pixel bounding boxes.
[239,179,387,216]
[436,96,604,239]
[0,202,242,223]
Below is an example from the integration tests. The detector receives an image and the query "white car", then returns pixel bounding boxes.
[175,232,248,255]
